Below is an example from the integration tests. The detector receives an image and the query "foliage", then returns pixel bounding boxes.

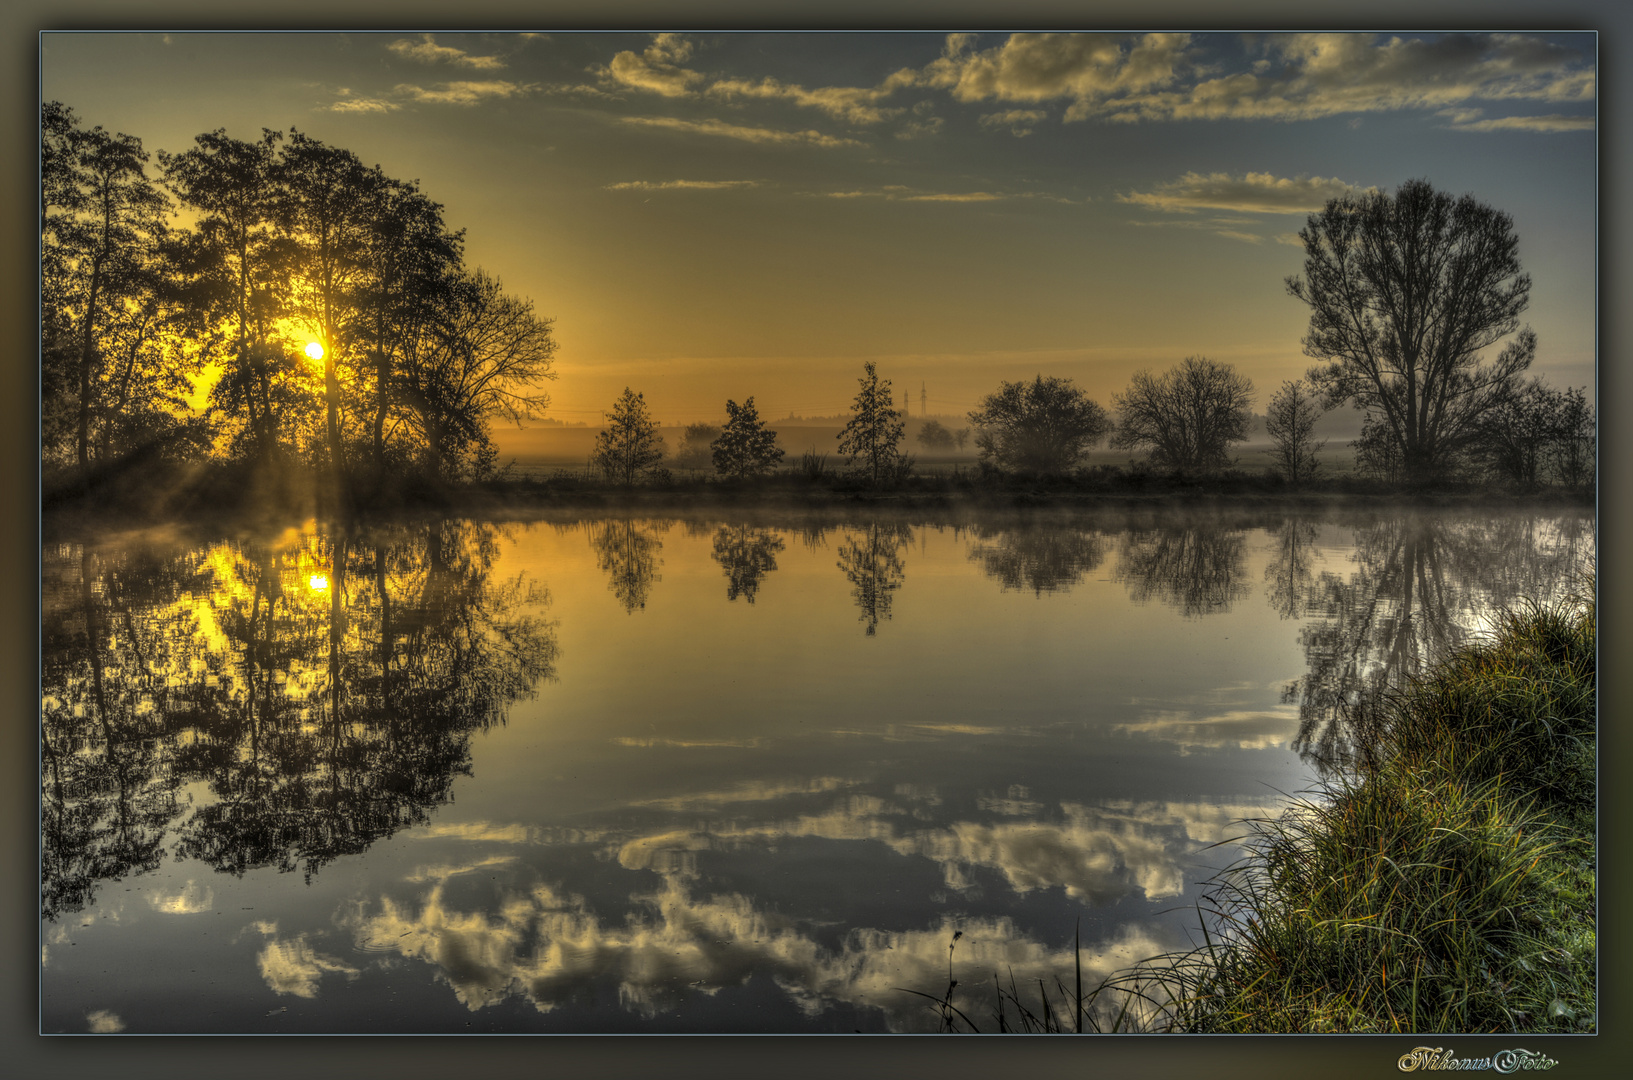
[1110,356,1254,471]
[710,397,785,478]
[837,362,911,485]
[42,102,558,494]
[967,375,1111,475]
[1475,380,1595,487]
[591,387,665,485]
[42,106,189,469]
[399,270,556,479]
[1141,586,1596,1034]
[915,418,955,451]
[672,422,721,471]
[1289,179,1534,484]
[1264,378,1327,484]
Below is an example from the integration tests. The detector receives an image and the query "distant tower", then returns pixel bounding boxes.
[921,381,927,418]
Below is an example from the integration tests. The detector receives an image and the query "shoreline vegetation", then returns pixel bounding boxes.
[40,456,1593,534]
[912,581,1596,1035]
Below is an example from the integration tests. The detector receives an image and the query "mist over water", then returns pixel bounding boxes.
[39,505,1592,1033]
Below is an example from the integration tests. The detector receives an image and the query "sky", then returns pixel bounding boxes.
[41,30,1597,427]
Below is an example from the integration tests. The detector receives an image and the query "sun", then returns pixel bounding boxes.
[304,341,325,361]
[308,574,329,591]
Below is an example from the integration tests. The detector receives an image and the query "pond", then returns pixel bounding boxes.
[39,503,1593,1033]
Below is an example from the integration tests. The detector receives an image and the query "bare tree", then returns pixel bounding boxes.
[399,270,556,479]
[1110,356,1254,471]
[1264,378,1327,484]
[1287,179,1534,484]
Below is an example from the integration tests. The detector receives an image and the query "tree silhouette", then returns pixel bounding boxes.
[711,397,784,478]
[592,388,665,485]
[586,519,666,612]
[1288,179,1534,484]
[1111,357,1254,471]
[1264,378,1327,484]
[967,375,1111,475]
[836,522,911,634]
[967,524,1108,596]
[672,422,721,472]
[838,363,910,485]
[711,525,785,602]
[1114,522,1250,616]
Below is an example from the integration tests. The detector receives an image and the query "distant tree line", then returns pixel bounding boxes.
[41,102,556,503]
[592,181,1588,491]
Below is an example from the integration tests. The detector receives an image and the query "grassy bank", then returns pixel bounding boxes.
[918,582,1596,1034]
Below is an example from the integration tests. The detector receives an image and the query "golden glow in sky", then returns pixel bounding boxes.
[42,31,1596,426]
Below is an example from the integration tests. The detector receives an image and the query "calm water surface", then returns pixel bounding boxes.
[39,505,1592,1033]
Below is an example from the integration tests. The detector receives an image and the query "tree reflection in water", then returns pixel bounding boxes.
[40,519,557,919]
[1115,522,1250,616]
[584,519,666,613]
[711,524,785,603]
[966,524,1108,595]
[835,522,911,635]
[1283,511,1593,772]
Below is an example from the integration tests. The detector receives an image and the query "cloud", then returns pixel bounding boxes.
[1447,112,1595,132]
[86,1010,125,1033]
[147,881,214,914]
[388,33,506,70]
[602,33,705,98]
[918,32,1192,122]
[1118,171,1370,214]
[708,73,913,125]
[1108,32,1594,125]
[979,108,1048,135]
[343,873,1187,1028]
[603,180,761,193]
[804,185,1024,204]
[255,930,361,998]
[621,115,861,148]
[394,80,536,106]
[328,97,400,114]
[1114,706,1301,753]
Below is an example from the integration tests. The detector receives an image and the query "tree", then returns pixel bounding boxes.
[275,130,383,482]
[1264,378,1327,484]
[711,397,784,478]
[1549,386,1594,488]
[1110,356,1254,470]
[967,375,1111,475]
[837,362,910,484]
[45,115,174,469]
[161,127,292,461]
[398,270,556,479]
[1287,178,1534,484]
[355,174,464,479]
[672,422,720,471]
[592,387,665,485]
[915,418,955,451]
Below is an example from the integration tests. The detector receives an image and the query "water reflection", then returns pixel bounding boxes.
[40,520,557,917]
[339,776,1257,1028]
[1115,523,1250,616]
[585,519,666,613]
[836,522,911,635]
[40,505,1592,1032]
[711,525,785,603]
[1263,517,1324,619]
[967,524,1108,595]
[1285,511,1592,771]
